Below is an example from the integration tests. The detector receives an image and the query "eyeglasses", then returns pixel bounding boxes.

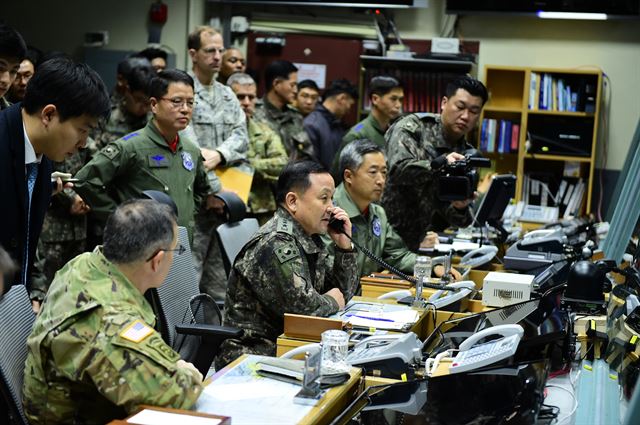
[160,97,195,109]
[146,244,186,262]
[200,47,225,55]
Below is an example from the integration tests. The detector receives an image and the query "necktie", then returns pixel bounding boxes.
[22,162,39,286]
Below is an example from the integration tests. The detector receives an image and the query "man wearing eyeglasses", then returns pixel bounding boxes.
[74,69,223,243]
[181,25,250,303]
[23,199,204,424]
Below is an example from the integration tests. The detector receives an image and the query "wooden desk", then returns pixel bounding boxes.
[359,271,494,313]
[277,298,474,357]
[196,354,362,425]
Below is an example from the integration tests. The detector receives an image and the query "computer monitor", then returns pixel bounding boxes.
[475,174,516,226]
[474,174,516,240]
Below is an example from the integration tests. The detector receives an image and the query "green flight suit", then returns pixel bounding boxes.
[22,247,203,424]
[331,113,386,181]
[74,120,213,242]
[325,183,416,288]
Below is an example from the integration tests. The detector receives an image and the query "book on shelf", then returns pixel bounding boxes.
[479,119,519,154]
[529,73,586,112]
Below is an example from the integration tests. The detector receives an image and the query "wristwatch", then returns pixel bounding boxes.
[336,241,355,253]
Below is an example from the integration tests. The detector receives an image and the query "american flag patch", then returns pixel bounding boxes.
[120,320,154,343]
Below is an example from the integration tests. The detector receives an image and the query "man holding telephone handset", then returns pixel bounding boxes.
[216,161,359,369]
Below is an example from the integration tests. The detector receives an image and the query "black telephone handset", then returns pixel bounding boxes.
[327,214,455,292]
[329,215,346,233]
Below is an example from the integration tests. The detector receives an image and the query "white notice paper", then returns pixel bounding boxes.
[293,63,326,89]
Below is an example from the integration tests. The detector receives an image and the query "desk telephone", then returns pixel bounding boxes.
[346,332,423,378]
[449,324,524,374]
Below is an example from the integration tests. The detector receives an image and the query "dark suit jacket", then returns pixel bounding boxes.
[0,103,53,294]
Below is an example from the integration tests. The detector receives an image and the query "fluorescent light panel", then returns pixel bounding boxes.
[537,11,608,20]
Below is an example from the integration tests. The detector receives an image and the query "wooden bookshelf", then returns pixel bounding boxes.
[479,65,602,216]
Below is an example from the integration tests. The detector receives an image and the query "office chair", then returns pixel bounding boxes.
[214,191,259,276]
[0,285,35,425]
[151,226,243,376]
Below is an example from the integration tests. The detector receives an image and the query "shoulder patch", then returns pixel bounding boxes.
[276,218,293,234]
[275,245,298,264]
[122,132,139,141]
[354,123,364,132]
[120,320,154,343]
[101,144,121,160]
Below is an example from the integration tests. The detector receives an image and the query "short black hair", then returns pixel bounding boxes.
[149,69,194,99]
[24,46,42,69]
[117,56,152,79]
[136,47,168,62]
[127,66,154,95]
[445,75,488,105]
[369,76,401,99]
[265,60,298,92]
[0,24,26,61]
[298,79,319,93]
[324,79,359,101]
[276,161,328,204]
[22,57,111,122]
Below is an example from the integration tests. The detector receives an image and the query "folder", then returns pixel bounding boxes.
[214,166,254,204]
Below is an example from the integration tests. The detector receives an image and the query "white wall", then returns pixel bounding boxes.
[395,0,640,171]
[4,0,206,71]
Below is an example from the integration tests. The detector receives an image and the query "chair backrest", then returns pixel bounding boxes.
[216,218,259,275]
[0,285,35,425]
[154,226,202,355]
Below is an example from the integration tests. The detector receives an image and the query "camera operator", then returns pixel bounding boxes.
[381,76,488,250]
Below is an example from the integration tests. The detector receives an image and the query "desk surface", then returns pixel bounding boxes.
[196,354,361,425]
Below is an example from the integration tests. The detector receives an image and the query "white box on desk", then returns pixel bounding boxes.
[482,272,535,307]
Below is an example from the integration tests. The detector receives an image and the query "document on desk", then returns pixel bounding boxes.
[346,309,420,331]
[434,241,480,252]
[196,355,317,424]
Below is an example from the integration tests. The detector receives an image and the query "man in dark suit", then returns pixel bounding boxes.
[0,37,110,310]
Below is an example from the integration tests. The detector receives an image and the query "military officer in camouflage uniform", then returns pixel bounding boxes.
[215,161,358,368]
[331,76,404,182]
[253,59,315,161]
[327,140,461,287]
[182,26,249,302]
[30,143,96,303]
[74,70,223,243]
[382,76,488,250]
[92,57,155,150]
[228,72,287,224]
[23,200,203,424]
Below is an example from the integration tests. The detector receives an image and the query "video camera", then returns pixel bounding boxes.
[431,149,492,201]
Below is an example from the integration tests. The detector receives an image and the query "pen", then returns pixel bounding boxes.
[353,315,395,323]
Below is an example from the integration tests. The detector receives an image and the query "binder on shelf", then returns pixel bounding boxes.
[511,124,520,152]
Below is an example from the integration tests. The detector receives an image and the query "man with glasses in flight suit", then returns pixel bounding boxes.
[74,69,223,243]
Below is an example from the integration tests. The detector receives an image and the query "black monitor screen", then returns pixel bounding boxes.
[474,174,516,226]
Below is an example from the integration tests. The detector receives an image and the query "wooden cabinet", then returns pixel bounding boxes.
[479,65,602,216]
